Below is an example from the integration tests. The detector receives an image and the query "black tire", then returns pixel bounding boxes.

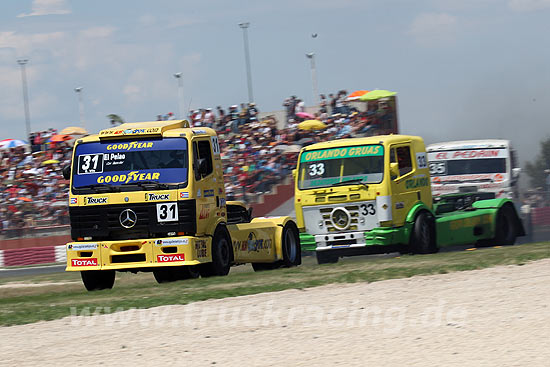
[154,265,201,283]
[483,205,517,246]
[252,262,281,272]
[81,270,115,291]
[153,268,178,283]
[199,227,232,277]
[316,251,338,264]
[282,222,301,267]
[185,265,201,279]
[410,211,438,254]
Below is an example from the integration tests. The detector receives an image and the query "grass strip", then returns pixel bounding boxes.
[0,242,549,326]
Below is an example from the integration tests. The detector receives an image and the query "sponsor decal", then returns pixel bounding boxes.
[199,204,210,220]
[71,258,98,267]
[204,189,214,197]
[180,192,189,199]
[85,197,108,205]
[106,142,154,151]
[395,202,404,209]
[232,232,272,253]
[431,149,505,160]
[197,189,201,198]
[67,243,98,251]
[301,145,383,162]
[220,198,226,207]
[147,193,170,201]
[405,177,429,189]
[195,239,207,258]
[96,171,160,184]
[155,238,189,246]
[494,173,504,183]
[157,254,185,262]
[193,129,207,134]
[70,197,77,205]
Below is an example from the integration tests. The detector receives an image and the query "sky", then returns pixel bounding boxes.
[1,0,550,176]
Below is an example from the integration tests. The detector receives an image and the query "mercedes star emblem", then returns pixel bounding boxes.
[119,209,137,228]
[330,207,351,230]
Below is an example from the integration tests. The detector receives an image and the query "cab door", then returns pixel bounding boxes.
[389,144,419,226]
[193,138,217,235]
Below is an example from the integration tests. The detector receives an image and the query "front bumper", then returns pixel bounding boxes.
[300,224,412,252]
[65,236,211,271]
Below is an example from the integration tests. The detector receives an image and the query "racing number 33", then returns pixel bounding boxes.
[360,203,376,216]
[157,203,178,222]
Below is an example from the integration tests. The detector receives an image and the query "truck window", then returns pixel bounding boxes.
[197,140,213,178]
[297,144,384,190]
[396,146,412,176]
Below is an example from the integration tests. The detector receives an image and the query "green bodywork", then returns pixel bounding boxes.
[300,195,522,252]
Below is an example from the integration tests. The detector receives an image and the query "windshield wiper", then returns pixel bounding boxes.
[74,184,119,193]
[120,181,170,190]
[331,178,369,189]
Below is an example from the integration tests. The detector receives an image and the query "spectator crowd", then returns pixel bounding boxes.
[1,89,397,236]
[1,129,72,237]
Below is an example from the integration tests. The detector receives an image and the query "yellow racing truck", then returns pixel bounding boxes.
[63,120,300,290]
[294,135,524,264]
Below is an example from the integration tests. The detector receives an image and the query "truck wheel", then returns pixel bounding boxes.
[493,205,517,246]
[81,270,115,291]
[153,268,178,283]
[199,227,232,277]
[282,222,301,267]
[252,262,280,271]
[410,212,438,254]
[185,265,201,279]
[316,251,338,265]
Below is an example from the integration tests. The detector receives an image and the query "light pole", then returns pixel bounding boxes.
[173,72,184,119]
[74,87,85,130]
[238,22,254,103]
[17,59,31,139]
[306,53,319,105]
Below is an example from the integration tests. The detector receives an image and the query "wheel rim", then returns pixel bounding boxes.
[285,230,297,262]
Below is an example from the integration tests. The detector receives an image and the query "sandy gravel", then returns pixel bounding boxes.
[1,259,549,367]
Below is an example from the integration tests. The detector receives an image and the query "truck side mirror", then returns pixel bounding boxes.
[292,169,296,179]
[390,162,399,180]
[62,165,71,180]
[512,167,521,179]
[198,158,208,176]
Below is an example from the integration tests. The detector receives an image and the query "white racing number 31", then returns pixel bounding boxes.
[156,203,178,222]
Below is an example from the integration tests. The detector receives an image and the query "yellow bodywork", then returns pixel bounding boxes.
[66,120,291,271]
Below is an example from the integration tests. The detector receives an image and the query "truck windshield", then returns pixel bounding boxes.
[72,138,188,193]
[297,144,384,190]
[429,158,506,176]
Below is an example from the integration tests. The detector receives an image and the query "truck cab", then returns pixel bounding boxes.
[65,120,300,290]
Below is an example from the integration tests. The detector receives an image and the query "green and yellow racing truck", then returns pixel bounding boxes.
[293,135,524,264]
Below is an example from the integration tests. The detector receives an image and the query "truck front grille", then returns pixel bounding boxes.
[69,200,196,241]
[319,205,360,232]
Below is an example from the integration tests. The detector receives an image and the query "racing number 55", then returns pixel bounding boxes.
[156,203,178,222]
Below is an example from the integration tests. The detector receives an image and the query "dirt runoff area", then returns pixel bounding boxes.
[2,260,550,367]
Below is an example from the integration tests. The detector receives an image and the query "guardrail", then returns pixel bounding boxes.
[0,245,66,267]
